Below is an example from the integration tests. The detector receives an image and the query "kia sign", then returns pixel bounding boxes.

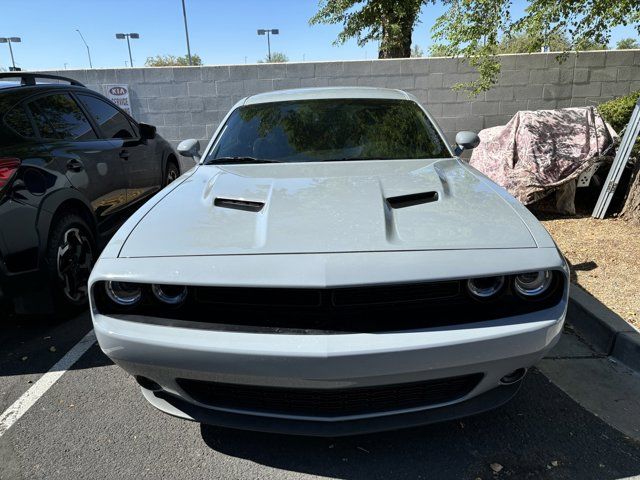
[105,84,132,115]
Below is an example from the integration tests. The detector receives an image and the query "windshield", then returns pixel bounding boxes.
[206,98,450,164]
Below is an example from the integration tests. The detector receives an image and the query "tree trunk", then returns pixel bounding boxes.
[378,9,416,58]
[621,161,640,224]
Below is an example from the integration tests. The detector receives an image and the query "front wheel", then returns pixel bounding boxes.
[165,162,180,186]
[46,213,95,314]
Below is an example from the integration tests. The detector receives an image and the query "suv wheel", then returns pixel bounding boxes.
[46,213,95,313]
[165,162,179,186]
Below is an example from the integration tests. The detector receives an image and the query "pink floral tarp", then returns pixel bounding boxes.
[469,107,618,205]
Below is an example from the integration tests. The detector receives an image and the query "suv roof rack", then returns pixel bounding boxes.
[0,72,85,87]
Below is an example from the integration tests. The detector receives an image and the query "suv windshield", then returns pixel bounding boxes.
[206,99,450,164]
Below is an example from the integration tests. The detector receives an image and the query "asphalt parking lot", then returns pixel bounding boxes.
[2,310,640,480]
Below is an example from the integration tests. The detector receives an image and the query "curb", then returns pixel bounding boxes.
[568,284,640,371]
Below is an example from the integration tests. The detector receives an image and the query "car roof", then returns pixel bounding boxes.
[243,87,411,106]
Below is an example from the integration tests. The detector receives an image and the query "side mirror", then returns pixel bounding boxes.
[177,138,201,162]
[139,123,157,140]
[454,131,480,156]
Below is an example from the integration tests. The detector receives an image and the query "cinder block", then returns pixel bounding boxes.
[485,86,514,101]
[179,125,207,139]
[85,69,118,84]
[573,68,590,83]
[371,60,401,75]
[201,66,230,82]
[498,55,517,70]
[157,125,180,141]
[543,84,573,100]
[529,68,560,84]
[191,110,220,126]
[415,74,444,90]
[257,63,286,79]
[427,88,457,103]
[229,65,258,80]
[635,52,640,66]
[426,58,458,74]
[357,76,388,88]
[130,83,161,98]
[436,117,456,132]
[148,97,178,113]
[527,99,559,110]
[215,80,245,96]
[457,58,478,73]
[115,69,145,83]
[601,82,631,97]
[605,50,635,67]
[143,68,174,83]
[160,83,188,97]
[187,81,215,97]
[174,96,205,113]
[575,51,607,68]
[136,112,164,126]
[483,114,512,128]
[399,59,428,75]
[286,63,315,78]
[547,52,575,69]
[424,103,443,116]
[572,82,602,97]
[499,69,530,86]
[617,66,640,81]
[514,85,544,99]
[455,116,484,132]
[442,102,471,117]
[499,100,528,115]
[589,68,617,82]
[164,112,191,126]
[315,62,344,77]
[328,77,359,87]
[471,101,499,116]
[343,61,372,76]
[382,75,414,90]
[559,69,574,84]
[243,78,273,94]
[301,77,329,88]
[514,53,547,69]
[443,72,478,88]
[172,67,201,82]
[273,78,301,90]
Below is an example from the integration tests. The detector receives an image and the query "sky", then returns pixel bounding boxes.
[0,0,637,71]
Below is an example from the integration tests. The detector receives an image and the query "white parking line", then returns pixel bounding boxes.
[0,330,96,437]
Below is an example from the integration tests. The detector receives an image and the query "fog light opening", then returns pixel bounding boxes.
[135,376,162,392]
[500,368,527,385]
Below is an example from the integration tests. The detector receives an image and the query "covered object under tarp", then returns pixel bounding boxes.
[469,107,617,209]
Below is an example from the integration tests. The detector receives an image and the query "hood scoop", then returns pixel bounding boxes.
[386,191,438,209]
[214,197,265,212]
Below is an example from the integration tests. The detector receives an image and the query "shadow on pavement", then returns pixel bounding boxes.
[201,369,640,480]
[0,308,108,377]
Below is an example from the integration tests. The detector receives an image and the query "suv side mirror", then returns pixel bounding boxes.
[139,123,157,140]
[177,138,201,161]
[454,131,480,156]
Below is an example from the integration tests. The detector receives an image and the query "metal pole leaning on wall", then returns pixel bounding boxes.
[592,98,640,219]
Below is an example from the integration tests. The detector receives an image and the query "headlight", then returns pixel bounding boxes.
[105,281,142,306]
[467,276,505,299]
[152,284,188,305]
[514,271,553,297]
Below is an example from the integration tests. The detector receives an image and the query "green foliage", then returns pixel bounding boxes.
[411,44,424,57]
[145,54,202,67]
[617,38,640,50]
[428,44,454,56]
[598,91,640,133]
[498,31,570,53]
[309,0,428,58]
[258,52,289,63]
[433,0,639,95]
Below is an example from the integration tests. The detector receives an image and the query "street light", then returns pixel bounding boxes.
[181,0,192,66]
[115,33,140,67]
[257,28,279,62]
[76,29,93,68]
[0,37,22,71]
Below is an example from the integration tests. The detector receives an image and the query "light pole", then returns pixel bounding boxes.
[257,29,278,62]
[115,33,139,67]
[0,37,21,71]
[76,29,93,68]
[181,0,192,65]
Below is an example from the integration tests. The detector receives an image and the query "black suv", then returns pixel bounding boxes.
[0,73,180,315]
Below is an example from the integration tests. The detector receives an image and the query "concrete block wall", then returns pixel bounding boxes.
[42,50,639,158]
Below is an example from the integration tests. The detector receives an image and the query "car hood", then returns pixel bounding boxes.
[118,158,537,258]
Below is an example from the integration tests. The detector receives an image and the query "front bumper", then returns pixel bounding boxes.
[93,299,565,435]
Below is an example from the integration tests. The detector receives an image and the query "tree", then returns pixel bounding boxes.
[145,54,202,67]
[258,52,289,63]
[498,31,571,53]
[617,38,640,49]
[432,0,639,95]
[310,0,428,58]
[410,44,424,57]
[429,44,453,56]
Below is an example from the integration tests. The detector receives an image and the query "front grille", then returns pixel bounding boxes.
[177,374,483,417]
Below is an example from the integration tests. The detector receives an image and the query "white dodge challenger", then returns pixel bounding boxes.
[89,87,568,436]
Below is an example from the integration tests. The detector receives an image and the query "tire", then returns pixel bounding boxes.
[165,161,180,186]
[45,213,95,315]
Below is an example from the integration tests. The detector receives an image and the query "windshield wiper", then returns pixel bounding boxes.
[207,156,282,165]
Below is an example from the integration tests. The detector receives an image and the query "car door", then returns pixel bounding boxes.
[25,92,129,237]
[75,93,162,207]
